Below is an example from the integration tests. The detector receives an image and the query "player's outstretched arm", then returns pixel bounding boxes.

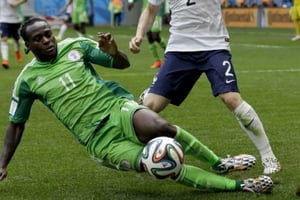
[0,122,25,181]
[98,32,130,69]
[129,3,161,54]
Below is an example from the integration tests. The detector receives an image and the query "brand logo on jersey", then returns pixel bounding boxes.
[67,50,81,62]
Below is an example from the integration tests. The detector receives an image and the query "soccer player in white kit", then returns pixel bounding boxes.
[0,0,27,69]
[129,0,281,174]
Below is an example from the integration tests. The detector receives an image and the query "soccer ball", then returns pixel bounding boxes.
[141,137,184,179]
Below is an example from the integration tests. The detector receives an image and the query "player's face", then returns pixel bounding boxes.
[25,21,57,62]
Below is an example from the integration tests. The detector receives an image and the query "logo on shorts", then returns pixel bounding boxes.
[226,79,236,84]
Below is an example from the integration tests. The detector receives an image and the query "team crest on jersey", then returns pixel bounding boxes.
[67,50,81,61]
[37,76,45,86]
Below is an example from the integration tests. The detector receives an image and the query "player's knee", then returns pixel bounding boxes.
[143,100,160,112]
[143,96,168,113]
[219,92,243,111]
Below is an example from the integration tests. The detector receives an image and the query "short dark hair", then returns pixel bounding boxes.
[20,16,49,42]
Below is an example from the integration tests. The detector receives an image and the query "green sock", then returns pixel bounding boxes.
[159,38,167,49]
[149,43,160,60]
[159,38,166,50]
[174,126,220,166]
[175,164,240,191]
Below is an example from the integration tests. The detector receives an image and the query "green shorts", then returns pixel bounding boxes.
[86,99,146,172]
[72,9,89,24]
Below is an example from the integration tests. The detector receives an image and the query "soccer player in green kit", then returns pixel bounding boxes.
[0,17,273,193]
[62,0,94,38]
[128,0,167,68]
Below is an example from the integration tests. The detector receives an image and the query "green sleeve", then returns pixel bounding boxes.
[9,80,35,123]
[79,40,113,68]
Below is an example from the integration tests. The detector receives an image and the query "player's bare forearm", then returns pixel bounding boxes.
[0,122,24,181]
[111,50,130,69]
[136,4,160,38]
[129,4,160,53]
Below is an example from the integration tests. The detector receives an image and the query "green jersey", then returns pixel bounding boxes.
[9,37,133,145]
[71,0,90,24]
[73,0,88,12]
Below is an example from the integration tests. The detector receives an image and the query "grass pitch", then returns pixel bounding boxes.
[0,25,299,200]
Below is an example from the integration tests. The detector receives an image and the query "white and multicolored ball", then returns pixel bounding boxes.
[141,137,184,179]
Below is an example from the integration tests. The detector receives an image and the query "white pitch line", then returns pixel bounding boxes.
[101,68,300,77]
[102,72,155,77]
[234,44,283,49]
[238,68,300,73]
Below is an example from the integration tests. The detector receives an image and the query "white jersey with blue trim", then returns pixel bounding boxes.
[0,0,22,23]
[148,0,231,52]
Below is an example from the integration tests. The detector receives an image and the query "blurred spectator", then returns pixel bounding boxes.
[221,0,229,8]
[228,0,238,7]
[0,0,27,69]
[109,0,124,27]
[278,0,293,7]
[260,0,276,7]
[245,0,260,7]
[222,0,291,7]
[61,0,94,38]
[236,0,246,7]
[222,0,253,7]
[290,0,300,41]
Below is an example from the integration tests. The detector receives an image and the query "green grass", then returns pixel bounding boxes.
[0,25,299,199]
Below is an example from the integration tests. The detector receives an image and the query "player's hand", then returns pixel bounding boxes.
[129,37,143,54]
[0,167,7,181]
[98,32,118,56]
